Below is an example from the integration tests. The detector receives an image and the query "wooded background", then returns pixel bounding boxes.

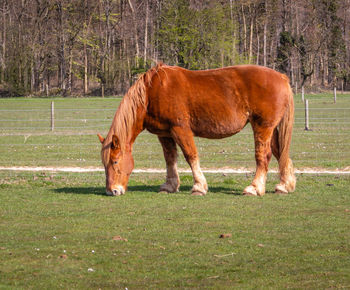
[1,0,350,97]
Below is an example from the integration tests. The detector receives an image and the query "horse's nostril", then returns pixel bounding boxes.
[108,186,125,196]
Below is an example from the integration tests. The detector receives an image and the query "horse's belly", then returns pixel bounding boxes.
[191,115,248,139]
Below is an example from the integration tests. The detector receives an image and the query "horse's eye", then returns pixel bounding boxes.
[113,161,118,165]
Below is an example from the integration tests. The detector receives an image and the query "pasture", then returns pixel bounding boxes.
[0,94,350,288]
[1,171,350,288]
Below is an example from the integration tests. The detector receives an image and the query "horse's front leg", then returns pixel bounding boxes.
[158,136,180,193]
[171,126,208,196]
[243,126,274,196]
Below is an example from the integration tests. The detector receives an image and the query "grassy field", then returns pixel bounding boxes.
[0,93,350,170]
[0,94,350,288]
[1,171,350,289]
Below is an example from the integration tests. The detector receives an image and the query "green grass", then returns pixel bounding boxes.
[0,171,350,288]
[1,95,349,288]
[1,94,350,169]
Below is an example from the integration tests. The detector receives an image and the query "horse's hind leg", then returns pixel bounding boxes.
[158,136,180,193]
[271,128,296,194]
[171,126,208,196]
[243,125,274,196]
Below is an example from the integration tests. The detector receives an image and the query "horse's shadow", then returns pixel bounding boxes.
[54,186,106,196]
[53,185,244,196]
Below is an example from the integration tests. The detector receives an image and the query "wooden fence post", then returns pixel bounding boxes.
[51,101,54,131]
[305,99,309,131]
[333,86,337,103]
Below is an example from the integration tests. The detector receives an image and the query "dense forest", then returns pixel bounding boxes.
[1,0,350,96]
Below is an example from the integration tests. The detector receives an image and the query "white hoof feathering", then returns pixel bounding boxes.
[191,183,207,195]
[275,183,288,194]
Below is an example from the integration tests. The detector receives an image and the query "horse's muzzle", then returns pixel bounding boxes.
[106,185,125,196]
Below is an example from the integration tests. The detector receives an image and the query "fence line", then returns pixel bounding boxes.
[1,101,349,170]
[3,117,350,121]
[1,102,350,132]
[3,141,350,146]
[0,108,116,112]
[3,107,350,111]
[1,129,350,135]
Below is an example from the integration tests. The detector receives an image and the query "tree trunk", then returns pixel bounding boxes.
[33,53,41,92]
[68,50,73,92]
[56,1,66,92]
[143,0,149,68]
[104,0,111,89]
[127,0,140,60]
[241,4,247,56]
[1,1,6,83]
[229,0,236,64]
[83,42,88,95]
[97,0,108,97]
[263,20,267,67]
[83,0,93,95]
[301,85,305,102]
[157,0,163,63]
[248,5,254,63]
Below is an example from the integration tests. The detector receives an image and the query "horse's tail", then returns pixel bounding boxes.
[276,84,296,192]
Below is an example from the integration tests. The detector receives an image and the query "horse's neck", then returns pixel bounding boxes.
[109,98,146,149]
[126,107,146,146]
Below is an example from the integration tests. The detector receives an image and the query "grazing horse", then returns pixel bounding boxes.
[98,63,296,196]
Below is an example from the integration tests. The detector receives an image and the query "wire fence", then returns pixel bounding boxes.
[1,106,349,131]
[0,96,350,170]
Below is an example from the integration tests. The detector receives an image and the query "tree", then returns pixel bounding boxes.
[1,0,350,96]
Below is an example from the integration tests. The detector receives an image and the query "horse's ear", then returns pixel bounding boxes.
[97,134,105,144]
[111,135,120,149]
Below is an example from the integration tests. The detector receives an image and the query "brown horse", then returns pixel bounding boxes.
[98,63,296,196]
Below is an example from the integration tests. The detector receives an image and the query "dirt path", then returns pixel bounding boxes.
[0,166,349,174]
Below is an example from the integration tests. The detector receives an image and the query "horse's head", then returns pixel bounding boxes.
[98,134,134,196]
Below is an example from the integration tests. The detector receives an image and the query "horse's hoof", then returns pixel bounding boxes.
[243,192,258,196]
[159,184,178,194]
[191,191,206,196]
[275,184,288,194]
[243,185,258,196]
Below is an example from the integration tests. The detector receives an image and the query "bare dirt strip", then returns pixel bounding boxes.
[0,166,349,174]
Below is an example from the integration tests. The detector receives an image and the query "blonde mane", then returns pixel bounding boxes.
[101,63,166,165]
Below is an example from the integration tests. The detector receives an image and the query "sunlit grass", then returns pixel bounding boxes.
[0,171,349,288]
